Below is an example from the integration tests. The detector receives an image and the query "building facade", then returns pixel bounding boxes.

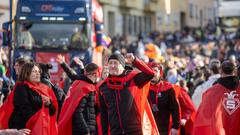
[186,0,216,28]
[0,0,10,29]
[98,0,191,36]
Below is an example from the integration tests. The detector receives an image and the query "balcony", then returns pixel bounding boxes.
[144,1,159,12]
[120,0,136,8]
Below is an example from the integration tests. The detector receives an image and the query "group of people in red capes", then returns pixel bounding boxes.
[0,53,239,135]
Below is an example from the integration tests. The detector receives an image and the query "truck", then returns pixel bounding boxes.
[217,0,240,32]
[3,0,104,82]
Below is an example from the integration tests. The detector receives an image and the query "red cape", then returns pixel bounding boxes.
[58,80,96,135]
[192,83,240,135]
[173,85,196,135]
[0,81,58,135]
[97,70,159,135]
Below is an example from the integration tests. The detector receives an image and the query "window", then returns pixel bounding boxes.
[122,14,127,35]
[15,22,89,50]
[145,16,152,34]
[108,11,115,36]
[128,15,133,35]
[195,5,198,20]
[139,16,143,33]
[189,3,193,18]
[134,15,137,36]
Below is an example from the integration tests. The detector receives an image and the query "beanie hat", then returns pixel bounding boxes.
[108,53,125,67]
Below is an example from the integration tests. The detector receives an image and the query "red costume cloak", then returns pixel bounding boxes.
[58,80,96,135]
[173,85,196,135]
[192,84,240,135]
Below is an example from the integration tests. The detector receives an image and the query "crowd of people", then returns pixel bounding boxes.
[0,26,239,135]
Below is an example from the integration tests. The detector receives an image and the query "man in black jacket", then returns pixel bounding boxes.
[148,62,180,135]
[98,53,156,135]
[58,63,99,135]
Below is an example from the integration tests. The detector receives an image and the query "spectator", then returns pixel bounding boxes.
[192,59,221,108]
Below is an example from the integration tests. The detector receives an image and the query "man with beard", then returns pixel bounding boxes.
[98,53,158,135]
[148,62,180,135]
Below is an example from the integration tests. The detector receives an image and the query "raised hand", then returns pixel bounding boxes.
[125,53,135,64]
[56,54,65,64]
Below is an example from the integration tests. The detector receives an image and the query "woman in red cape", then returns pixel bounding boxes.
[0,63,58,135]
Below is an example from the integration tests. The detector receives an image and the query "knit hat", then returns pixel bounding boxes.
[108,53,125,67]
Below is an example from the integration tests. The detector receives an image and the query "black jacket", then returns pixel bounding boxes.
[60,62,84,94]
[98,58,154,135]
[72,76,97,135]
[60,62,83,82]
[148,87,180,133]
[9,83,56,129]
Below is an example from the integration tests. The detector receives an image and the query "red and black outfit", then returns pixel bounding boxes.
[0,81,58,135]
[58,76,97,135]
[98,58,158,135]
[148,81,180,135]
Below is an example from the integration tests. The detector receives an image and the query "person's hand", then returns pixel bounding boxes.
[1,129,31,135]
[170,128,178,135]
[180,119,187,126]
[73,57,84,69]
[41,95,51,106]
[84,133,90,135]
[125,53,135,64]
[18,129,31,135]
[56,54,65,64]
